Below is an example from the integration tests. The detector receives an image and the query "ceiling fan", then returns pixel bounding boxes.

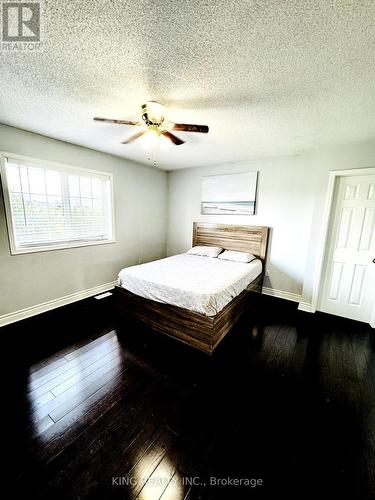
[93,101,209,146]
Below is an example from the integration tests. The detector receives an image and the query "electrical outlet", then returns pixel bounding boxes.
[265,270,270,277]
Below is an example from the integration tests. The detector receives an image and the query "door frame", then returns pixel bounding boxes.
[311,167,375,325]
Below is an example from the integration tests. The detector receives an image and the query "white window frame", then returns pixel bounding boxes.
[0,152,116,255]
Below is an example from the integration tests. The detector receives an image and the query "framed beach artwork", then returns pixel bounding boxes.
[201,171,258,215]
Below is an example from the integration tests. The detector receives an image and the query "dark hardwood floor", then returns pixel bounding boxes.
[6,294,375,499]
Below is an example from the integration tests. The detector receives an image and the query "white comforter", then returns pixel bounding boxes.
[118,254,262,316]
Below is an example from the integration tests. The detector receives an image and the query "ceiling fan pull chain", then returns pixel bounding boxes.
[153,139,160,168]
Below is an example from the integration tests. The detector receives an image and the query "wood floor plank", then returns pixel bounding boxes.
[28,342,121,402]
[136,450,177,499]
[30,357,69,381]
[31,390,56,410]
[34,362,155,465]
[32,379,168,499]
[67,416,163,498]
[50,346,122,397]
[30,329,116,378]
[37,415,55,434]
[30,350,134,424]
[29,335,119,393]
[352,332,375,403]
[53,387,173,499]
[12,296,375,500]
[63,330,117,361]
[48,355,133,422]
[160,471,187,500]
[126,429,175,498]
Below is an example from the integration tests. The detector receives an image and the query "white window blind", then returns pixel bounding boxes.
[1,156,115,254]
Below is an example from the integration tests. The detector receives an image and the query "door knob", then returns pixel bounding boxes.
[373,258,375,263]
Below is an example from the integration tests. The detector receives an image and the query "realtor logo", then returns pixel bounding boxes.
[1,1,42,51]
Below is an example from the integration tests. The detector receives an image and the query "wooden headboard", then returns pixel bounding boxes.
[192,222,269,263]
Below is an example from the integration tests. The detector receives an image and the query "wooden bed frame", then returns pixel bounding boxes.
[114,223,269,355]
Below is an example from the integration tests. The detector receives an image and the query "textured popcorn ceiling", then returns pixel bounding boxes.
[1,0,375,170]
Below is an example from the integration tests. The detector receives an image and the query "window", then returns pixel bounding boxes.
[0,154,115,254]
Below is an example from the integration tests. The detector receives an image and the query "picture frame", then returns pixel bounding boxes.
[201,171,258,215]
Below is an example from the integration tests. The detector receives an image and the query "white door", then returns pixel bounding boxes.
[320,174,375,322]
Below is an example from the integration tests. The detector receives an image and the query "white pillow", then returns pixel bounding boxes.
[218,250,257,263]
[186,246,223,258]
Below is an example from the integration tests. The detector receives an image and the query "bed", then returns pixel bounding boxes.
[114,223,269,354]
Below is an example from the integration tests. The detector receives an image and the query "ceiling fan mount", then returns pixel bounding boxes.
[94,101,209,146]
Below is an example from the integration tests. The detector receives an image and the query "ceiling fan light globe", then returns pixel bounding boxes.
[140,129,160,149]
[145,101,165,124]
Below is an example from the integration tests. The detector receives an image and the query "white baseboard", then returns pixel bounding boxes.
[371,305,375,329]
[0,280,117,327]
[0,282,317,328]
[262,286,302,303]
[262,286,313,312]
[297,302,313,313]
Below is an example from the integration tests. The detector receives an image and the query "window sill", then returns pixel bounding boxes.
[9,238,117,255]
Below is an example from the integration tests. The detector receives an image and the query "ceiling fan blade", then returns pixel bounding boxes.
[162,130,185,145]
[120,130,147,144]
[171,123,209,133]
[94,117,142,126]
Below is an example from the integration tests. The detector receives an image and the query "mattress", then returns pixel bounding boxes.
[117,254,262,316]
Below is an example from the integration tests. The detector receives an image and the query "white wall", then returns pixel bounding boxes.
[167,139,375,307]
[301,140,375,306]
[1,123,374,320]
[0,124,168,318]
